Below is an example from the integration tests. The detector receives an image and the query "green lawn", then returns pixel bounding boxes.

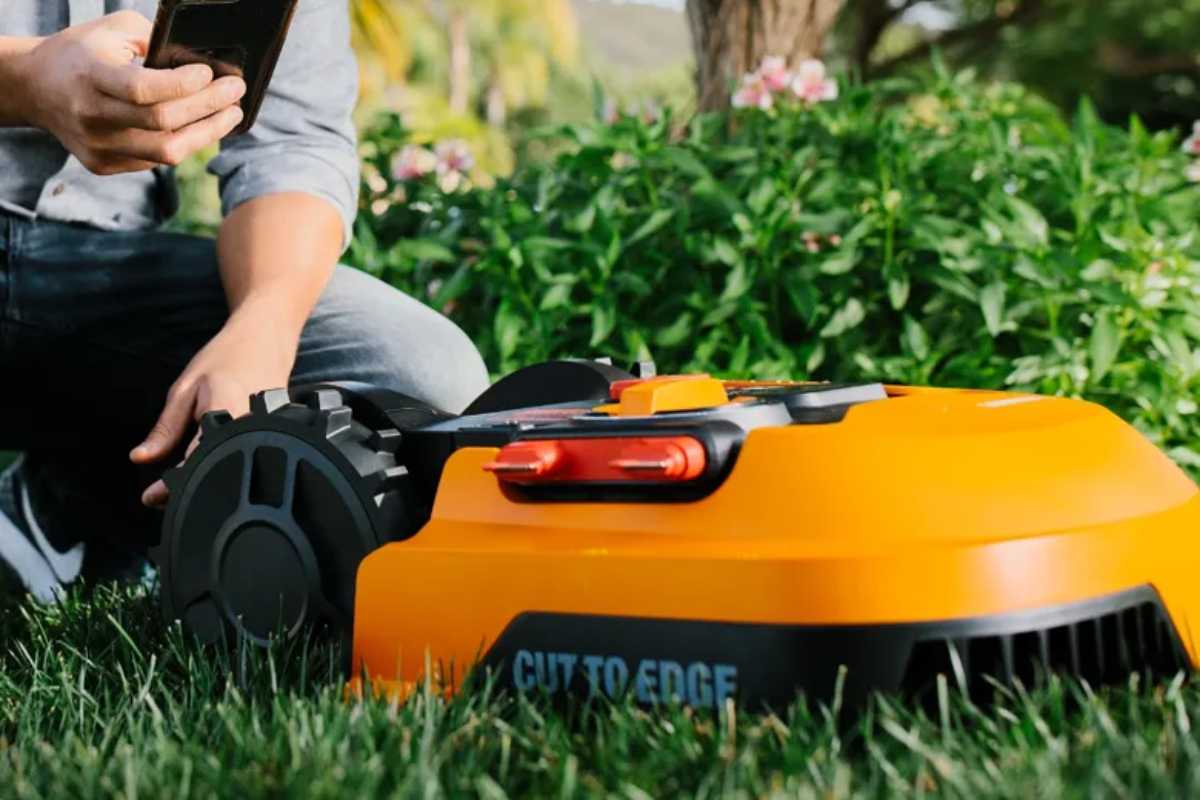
[1,585,1199,798]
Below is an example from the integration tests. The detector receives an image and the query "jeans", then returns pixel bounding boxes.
[0,212,489,572]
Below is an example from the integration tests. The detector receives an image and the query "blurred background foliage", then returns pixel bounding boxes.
[174,0,1199,237]
[352,69,1200,462]
[169,0,1200,463]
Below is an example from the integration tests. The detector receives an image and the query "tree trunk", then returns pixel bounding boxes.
[686,0,845,111]
[448,9,470,114]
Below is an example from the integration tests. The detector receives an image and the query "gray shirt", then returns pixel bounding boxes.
[0,0,359,246]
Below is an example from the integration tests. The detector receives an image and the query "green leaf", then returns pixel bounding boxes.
[902,315,930,360]
[711,237,741,267]
[590,303,616,347]
[719,264,751,302]
[1081,259,1117,281]
[522,237,576,252]
[626,208,674,248]
[539,283,572,310]
[805,341,826,374]
[701,302,739,328]
[657,147,712,179]
[887,271,910,310]
[784,272,819,323]
[820,298,865,338]
[1098,228,1131,254]
[746,178,776,216]
[391,239,455,263]
[431,263,471,306]
[493,304,522,360]
[818,249,859,276]
[980,282,1006,337]
[1007,197,1048,248]
[655,311,694,348]
[729,335,750,373]
[567,203,596,234]
[1088,310,1121,383]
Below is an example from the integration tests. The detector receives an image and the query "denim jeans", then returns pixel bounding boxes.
[0,212,489,572]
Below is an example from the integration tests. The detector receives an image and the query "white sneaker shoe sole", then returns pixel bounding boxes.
[0,511,62,603]
[21,480,84,583]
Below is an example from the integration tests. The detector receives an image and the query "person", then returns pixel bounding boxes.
[0,3,489,601]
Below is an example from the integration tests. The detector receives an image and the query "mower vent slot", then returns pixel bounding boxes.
[900,598,1186,699]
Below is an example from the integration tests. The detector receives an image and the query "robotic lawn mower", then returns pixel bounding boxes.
[153,360,1197,710]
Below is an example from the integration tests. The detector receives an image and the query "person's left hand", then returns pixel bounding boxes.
[130,310,296,507]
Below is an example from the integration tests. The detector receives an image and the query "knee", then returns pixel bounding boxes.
[379,313,491,414]
[303,267,491,414]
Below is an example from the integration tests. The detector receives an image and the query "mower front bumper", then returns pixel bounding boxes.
[350,445,1200,709]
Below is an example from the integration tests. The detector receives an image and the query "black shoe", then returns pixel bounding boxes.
[0,456,85,602]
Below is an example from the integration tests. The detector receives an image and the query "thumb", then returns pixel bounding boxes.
[131,381,196,463]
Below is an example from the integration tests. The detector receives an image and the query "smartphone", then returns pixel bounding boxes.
[145,0,300,136]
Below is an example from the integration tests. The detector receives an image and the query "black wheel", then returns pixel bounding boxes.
[152,385,435,645]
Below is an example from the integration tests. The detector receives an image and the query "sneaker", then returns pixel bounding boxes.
[0,456,85,602]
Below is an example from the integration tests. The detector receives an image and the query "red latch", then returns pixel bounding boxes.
[483,436,707,485]
[482,440,564,477]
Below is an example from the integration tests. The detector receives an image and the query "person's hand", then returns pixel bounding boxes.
[130,308,297,508]
[22,10,245,175]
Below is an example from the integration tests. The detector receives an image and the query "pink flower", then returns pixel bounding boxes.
[758,56,793,92]
[1183,121,1200,156]
[1187,160,1200,183]
[732,73,773,111]
[791,59,838,105]
[390,144,436,181]
[435,139,475,176]
[602,98,620,125]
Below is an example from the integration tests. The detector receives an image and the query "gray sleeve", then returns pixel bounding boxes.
[207,0,360,249]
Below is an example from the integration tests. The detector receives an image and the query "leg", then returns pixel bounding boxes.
[2,218,229,566]
[0,218,487,577]
[293,265,489,414]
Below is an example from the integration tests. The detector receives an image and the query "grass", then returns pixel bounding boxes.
[2,585,1200,798]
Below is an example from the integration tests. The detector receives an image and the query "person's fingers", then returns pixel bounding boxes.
[141,382,250,507]
[142,479,170,508]
[82,154,160,176]
[95,76,245,132]
[101,104,243,166]
[131,380,198,463]
[94,61,213,106]
[141,433,197,508]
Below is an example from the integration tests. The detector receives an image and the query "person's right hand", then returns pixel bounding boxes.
[22,10,245,175]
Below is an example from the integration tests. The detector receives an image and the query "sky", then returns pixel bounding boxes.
[604,0,685,8]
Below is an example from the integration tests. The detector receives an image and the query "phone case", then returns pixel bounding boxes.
[145,0,300,136]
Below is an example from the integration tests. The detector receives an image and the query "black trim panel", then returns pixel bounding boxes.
[479,586,1188,710]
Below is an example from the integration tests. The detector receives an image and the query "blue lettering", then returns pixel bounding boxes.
[513,650,536,691]
[557,653,578,691]
[659,660,685,703]
[583,655,605,695]
[686,662,712,707]
[713,664,737,708]
[634,660,658,704]
[603,657,629,697]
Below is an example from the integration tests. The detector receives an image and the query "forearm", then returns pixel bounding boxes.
[216,192,342,365]
[0,37,41,126]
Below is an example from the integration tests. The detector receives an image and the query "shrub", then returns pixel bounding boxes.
[349,65,1200,462]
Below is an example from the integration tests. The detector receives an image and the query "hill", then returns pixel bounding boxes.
[572,0,692,76]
